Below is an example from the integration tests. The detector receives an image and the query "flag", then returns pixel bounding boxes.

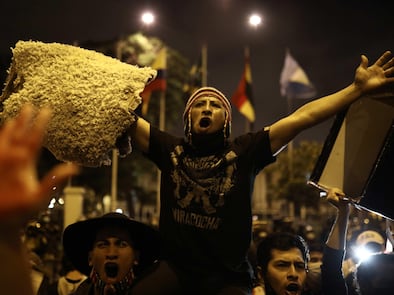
[182,54,203,101]
[231,48,255,123]
[140,47,167,115]
[280,50,316,99]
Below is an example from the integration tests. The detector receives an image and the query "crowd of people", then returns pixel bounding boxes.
[0,49,394,295]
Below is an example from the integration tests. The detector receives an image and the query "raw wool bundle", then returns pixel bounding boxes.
[0,40,156,167]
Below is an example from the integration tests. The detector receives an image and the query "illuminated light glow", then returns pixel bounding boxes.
[141,11,155,25]
[248,13,262,28]
[52,186,57,191]
[58,197,64,205]
[386,239,393,252]
[354,245,376,263]
[48,197,56,209]
[115,208,123,214]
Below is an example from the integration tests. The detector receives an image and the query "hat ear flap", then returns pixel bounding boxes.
[184,111,192,142]
[183,117,189,136]
[224,112,231,139]
[225,121,231,138]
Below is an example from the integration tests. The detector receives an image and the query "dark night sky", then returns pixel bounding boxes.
[1,0,393,142]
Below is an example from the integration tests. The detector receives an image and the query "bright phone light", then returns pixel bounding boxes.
[354,245,376,263]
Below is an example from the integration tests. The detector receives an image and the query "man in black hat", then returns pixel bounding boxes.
[62,212,159,295]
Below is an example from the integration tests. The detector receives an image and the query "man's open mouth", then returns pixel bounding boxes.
[286,283,300,293]
[199,117,211,128]
[104,262,119,278]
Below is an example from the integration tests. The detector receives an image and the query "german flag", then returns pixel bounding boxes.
[231,48,255,123]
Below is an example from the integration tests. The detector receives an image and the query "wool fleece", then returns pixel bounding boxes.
[0,40,156,167]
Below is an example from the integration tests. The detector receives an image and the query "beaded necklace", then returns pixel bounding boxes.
[90,268,134,295]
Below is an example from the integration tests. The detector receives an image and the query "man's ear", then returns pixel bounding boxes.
[134,250,140,265]
[88,251,93,266]
[256,266,264,282]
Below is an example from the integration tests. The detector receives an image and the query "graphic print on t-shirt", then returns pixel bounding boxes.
[170,144,237,215]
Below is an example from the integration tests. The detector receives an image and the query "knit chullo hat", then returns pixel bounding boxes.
[183,87,232,139]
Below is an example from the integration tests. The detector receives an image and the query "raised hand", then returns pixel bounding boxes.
[354,51,394,94]
[0,105,79,220]
[325,187,350,213]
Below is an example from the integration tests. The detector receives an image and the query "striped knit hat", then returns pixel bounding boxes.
[183,87,232,122]
[183,87,232,140]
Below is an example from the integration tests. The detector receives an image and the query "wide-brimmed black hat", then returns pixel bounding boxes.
[63,212,160,276]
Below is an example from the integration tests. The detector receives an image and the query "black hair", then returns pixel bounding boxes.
[256,232,310,276]
[355,253,394,295]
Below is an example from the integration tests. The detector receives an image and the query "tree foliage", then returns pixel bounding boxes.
[265,141,324,211]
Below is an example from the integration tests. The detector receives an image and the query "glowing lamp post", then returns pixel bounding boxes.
[248,13,262,29]
[141,11,155,27]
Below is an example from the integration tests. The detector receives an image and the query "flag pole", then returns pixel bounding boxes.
[244,46,253,133]
[280,49,317,181]
[287,94,294,181]
[202,44,208,86]
[155,91,165,219]
[156,48,167,220]
[109,40,125,212]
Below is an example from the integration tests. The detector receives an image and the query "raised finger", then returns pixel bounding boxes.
[384,67,394,79]
[27,107,52,151]
[7,105,35,143]
[382,57,394,71]
[375,51,392,67]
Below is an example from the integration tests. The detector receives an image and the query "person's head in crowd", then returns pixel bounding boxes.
[53,254,87,295]
[183,86,232,145]
[58,253,81,277]
[356,252,394,295]
[307,242,323,269]
[303,241,323,295]
[252,220,269,245]
[352,230,386,262]
[63,212,159,293]
[22,220,48,257]
[256,232,310,295]
[297,224,316,245]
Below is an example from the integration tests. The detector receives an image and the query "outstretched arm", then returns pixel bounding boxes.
[269,51,394,155]
[127,115,151,154]
[0,105,79,295]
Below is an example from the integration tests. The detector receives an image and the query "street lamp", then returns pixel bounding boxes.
[248,13,262,28]
[141,11,155,26]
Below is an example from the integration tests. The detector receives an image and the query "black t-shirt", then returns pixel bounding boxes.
[147,126,275,277]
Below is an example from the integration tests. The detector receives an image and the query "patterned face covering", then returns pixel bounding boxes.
[90,268,135,295]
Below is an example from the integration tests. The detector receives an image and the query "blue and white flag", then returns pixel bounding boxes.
[280,50,316,99]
